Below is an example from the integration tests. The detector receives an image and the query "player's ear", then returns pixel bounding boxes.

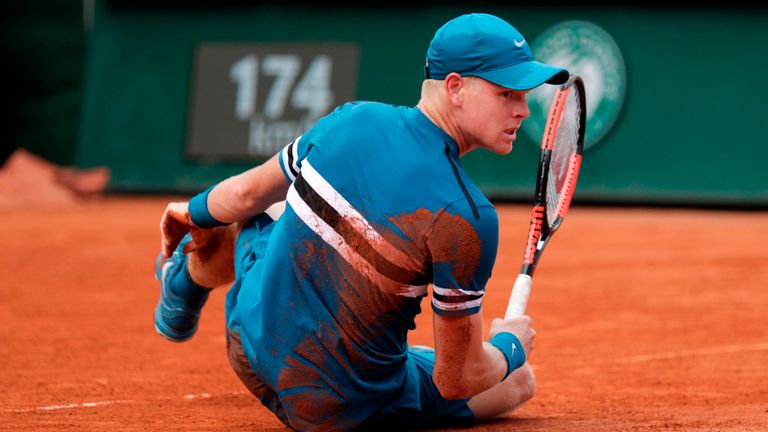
[444,73,465,106]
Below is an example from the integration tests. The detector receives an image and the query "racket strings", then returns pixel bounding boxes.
[546,85,583,228]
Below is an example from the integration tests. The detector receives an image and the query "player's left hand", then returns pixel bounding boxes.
[160,201,224,259]
[160,201,193,258]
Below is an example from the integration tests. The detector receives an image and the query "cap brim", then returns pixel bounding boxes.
[475,61,569,91]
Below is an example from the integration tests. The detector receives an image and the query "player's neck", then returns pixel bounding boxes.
[416,100,470,156]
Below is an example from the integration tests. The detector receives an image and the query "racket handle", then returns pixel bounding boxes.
[505,274,533,319]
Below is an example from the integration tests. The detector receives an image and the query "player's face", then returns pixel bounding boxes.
[458,78,530,155]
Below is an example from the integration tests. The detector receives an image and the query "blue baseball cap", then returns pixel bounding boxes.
[425,13,569,90]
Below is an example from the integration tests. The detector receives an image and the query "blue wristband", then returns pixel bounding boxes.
[488,332,526,380]
[188,185,225,228]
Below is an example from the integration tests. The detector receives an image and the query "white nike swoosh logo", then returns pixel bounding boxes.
[514,38,526,48]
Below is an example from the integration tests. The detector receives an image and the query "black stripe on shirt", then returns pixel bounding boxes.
[286,140,298,178]
[294,173,429,287]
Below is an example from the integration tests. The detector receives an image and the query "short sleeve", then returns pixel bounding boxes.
[278,135,307,183]
[428,203,499,317]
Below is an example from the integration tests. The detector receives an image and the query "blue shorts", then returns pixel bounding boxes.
[226,213,474,430]
[356,347,474,430]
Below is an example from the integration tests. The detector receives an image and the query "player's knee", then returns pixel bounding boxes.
[514,364,537,403]
[467,363,537,420]
[502,363,536,411]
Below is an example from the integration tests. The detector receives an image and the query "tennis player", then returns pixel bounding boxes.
[154,13,567,431]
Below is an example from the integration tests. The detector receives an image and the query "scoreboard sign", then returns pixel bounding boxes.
[186,43,359,161]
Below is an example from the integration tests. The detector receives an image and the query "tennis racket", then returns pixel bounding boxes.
[504,74,586,319]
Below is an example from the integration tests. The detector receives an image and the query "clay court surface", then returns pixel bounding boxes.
[1,196,766,431]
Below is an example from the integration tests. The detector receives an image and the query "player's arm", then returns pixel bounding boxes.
[206,153,290,224]
[433,313,506,399]
[428,204,532,400]
[160,153,289,258]
[433,307,535,400]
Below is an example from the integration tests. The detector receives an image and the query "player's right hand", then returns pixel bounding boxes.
[489,315,536,359]
[160,201,193,258]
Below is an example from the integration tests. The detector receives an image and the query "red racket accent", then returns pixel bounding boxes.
[541,85,571,151]
[523,206,545,265]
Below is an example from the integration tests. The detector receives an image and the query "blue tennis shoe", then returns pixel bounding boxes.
[154,235,211,342]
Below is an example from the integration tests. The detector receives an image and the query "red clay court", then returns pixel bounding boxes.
[1,197,766,431]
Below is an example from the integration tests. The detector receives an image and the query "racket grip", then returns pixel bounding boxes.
[505,274,533,319]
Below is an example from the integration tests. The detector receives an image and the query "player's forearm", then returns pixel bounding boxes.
[205,154,289,224]
[439,343,509,400]
[208,175,281,223]
[433,314,509,400]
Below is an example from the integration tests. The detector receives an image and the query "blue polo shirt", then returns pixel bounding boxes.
[226,102,498,431]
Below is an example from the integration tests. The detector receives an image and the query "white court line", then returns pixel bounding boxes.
[7,400,132,413]
[5,390,249,414]
[612,342,768,364]
[572,342,768,369]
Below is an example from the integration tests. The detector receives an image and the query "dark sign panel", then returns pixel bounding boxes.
[187,43,359,161]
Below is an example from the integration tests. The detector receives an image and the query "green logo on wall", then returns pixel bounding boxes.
[523,21,626,150]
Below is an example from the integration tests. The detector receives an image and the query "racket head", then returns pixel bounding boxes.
[521,75,586,274]
[540,75,586,232]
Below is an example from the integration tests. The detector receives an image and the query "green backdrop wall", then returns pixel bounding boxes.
[2,0,83,166]
[77,2,768,206]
